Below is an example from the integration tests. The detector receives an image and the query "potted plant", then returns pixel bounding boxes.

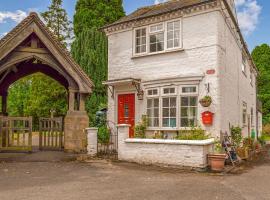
[199,96,212,107]
[208,140,227,172]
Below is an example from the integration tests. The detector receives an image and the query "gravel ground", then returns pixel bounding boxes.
[0,151,269,200]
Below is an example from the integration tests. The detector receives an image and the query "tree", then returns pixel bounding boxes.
[73,0,125,36]
[41,0,72,47]
[8,73,68,129]
[251,44,270,124]
[72,0,125,126]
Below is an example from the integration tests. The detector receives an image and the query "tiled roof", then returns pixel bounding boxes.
[0,12,94,90]
[104,0,210,28]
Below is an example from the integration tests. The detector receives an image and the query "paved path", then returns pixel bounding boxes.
[0,151,269,200]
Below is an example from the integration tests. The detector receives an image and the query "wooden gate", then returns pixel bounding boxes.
[39,117,64,151]
[0,117,32,152]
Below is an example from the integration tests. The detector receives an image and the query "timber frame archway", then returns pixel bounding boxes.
[0,12,93,153]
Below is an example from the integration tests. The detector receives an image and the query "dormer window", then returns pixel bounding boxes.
[133,19,182,56]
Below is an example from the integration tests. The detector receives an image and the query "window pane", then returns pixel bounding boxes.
[154,118,159,127]
[189,107,197,117]
[163,108,169,117]
[181,118,188,127]
[154,99,159,107]
[190,97,197,106]
[135,28,146,54]
[157,42,164,51]
[170,108,176,117]
[174,39,179,47]
[154,108,159,117]
[163,118,169,127]
[163,98,169,107]
[150,43,157,52]
[170,118,176,127]
[182,86,196,93]
[167,40,173,49]
[170,97,176,107]
[181,107,188,117]
[174,21,180,29]
[147,99,152,107]
[181,97,188,106]
[167,22,174,31]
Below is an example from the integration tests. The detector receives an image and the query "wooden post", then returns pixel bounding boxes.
[2,93,7,115]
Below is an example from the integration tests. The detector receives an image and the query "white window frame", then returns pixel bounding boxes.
[166,19,182,50]
[242,55,247,76]
[147,97,160,128]
[146,88,160,97]
[133,26,148,56]
[161,86,177,96]
[133,18,182,56]
[149,23,165,54]
[145,85,198,130]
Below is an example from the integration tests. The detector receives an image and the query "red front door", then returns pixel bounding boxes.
[118,94,135,138]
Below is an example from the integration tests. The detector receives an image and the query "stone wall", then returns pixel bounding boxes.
[118,125,215,168]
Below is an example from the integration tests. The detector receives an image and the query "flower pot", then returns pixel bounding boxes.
[208,154,226,172]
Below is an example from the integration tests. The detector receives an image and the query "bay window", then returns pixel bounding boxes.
[146,85,198,129]
[134,19,182,55]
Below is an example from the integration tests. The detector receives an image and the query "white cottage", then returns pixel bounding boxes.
[102,0,262,139]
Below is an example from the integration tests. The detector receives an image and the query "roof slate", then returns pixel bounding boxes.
[105,0,210,28]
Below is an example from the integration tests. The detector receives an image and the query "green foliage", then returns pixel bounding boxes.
[258,136,266,146]
[8,73,68,129]
[230,126,243,147]
[134,115,148,138]
[72,1,125,126]
[73,0,125,36]
[41,0,72,47]
[243,137,254,149]
[175,127,210,140]
[98,125,110,144]
[214,140,223,153]
[252,44,270,124]
[72,29,108,126]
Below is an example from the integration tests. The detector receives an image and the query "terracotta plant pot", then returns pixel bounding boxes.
[208,154,226,172]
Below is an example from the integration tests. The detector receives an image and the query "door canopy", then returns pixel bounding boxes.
[0,12,93,96]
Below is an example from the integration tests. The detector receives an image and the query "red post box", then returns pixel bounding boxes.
[202,111,214,125]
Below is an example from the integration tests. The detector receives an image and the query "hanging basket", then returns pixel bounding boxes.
[199,96,212,107]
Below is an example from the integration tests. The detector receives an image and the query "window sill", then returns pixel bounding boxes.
[132,48,184,59]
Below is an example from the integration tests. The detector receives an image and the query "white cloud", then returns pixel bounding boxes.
[235,0,262,35]
[154,0,168,4]
[0,10,27,24]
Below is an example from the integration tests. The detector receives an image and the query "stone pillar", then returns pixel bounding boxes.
[68,89,75,111]
[79,93,86,111]
[86,128,98,156]
[64,111,89,153]
[117,124,130,160]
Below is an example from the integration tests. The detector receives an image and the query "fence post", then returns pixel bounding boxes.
[86,128,98,156]
[117,124,130,160]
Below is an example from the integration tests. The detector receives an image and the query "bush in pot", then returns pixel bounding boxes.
[208,140,227,172]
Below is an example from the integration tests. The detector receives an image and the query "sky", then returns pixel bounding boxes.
[0,0,269,51]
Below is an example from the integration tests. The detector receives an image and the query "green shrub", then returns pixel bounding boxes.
[134,115,148,138]
[231,126,242,147]
[98,126,110,144]
[243,137,254,149]
[175,127,210,140]
[258,136,266,146]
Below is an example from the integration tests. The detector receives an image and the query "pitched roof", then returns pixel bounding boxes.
[0,12,94,91]
[104,0,210,28]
